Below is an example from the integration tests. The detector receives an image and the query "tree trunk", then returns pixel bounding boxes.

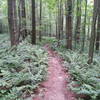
[74,0,81,48]
[58,0,61,40]
[61,0,64,39]
[49,12,52,37]
[31,0,36,44]
[87,18,91,40]
[39,0,42,41]
[88,0,98,64]
[18,0,27,40]
[66,0,73,49]
[8,0,19,46]
[56,16,58,39]
[81,0,87,51]
[0,20,2,33]
[96,0,100,52]
[96,16,100,51]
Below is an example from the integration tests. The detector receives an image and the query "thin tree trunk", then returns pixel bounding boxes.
[49,13,52,37]
[56,16,58,38]
[61,0,64,39]
[31,0,36,44]
[39,0,42,41]
[0,20,2,33]
[56,2,58,39]
[81,0,87,51]
[58,0,61,40]
[87,18,91,40]
[18,0,22,39]
[21,0,27,38]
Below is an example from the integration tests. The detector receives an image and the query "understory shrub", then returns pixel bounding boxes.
[0,35,48,100]
[37,36,57,46]
[51,42,100,100]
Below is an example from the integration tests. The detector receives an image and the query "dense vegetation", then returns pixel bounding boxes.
[51,41,100,100]
[0,34,48,100]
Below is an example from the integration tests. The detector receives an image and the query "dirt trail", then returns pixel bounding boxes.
[33,45,76,100]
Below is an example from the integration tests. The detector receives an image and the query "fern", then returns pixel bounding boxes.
[53,42,100,100]
[0,35,48,100]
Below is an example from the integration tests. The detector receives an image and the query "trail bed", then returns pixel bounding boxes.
[33,45,76,100]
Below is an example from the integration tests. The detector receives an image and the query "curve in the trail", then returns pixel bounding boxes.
[33,45,76,100]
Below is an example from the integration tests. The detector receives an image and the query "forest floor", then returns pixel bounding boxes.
[32,44,76,100]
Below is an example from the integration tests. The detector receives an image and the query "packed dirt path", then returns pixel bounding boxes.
[33,45,76,100]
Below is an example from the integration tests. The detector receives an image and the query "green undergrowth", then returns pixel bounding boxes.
[0,34,48,100]
[38,37,100,100]
[51,41,100,100]
[37,36,57,46]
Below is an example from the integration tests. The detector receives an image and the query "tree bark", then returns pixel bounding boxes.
[58,0,61,40]
[39,0,42,41]
[81,0,87,52]
[96,16,100,51]
[8,0,19,46]
[74,0,81,48]
[61,0,64,39]
[96,0,100,52]
[31,0,36,44]
[0,20,2,33]
[66,0,73,49]
[18,0,27,40]
[88,0,98,64]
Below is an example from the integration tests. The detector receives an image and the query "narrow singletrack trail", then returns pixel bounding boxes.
[33,45,76,100]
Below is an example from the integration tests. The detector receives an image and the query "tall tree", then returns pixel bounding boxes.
[81,0,87,51]
[96,0,100,52]
[88,0,98,64]
[0,20,2,33]
[39,0,42,41]
[8,0,19,46]
[66,0,73,49]
[96,18,100,52]
[58,0,61,40]
[74,0,81,48]
[31,0,36,44]
[18,0,27,39]
[57,0,63,40]
[60,0,64,39]
[87,17,91,40]
[56,13,58,38]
